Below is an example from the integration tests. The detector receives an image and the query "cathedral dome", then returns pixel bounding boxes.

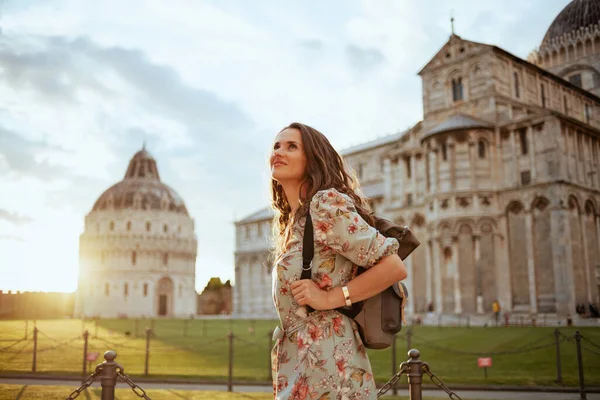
[541,0,600,47]
[91,147,188,215]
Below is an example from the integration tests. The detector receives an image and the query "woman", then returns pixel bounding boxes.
[270,122,408,399]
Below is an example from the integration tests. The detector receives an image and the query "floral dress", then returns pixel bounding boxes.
[271,188,399,400]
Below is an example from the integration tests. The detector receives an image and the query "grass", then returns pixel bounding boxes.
[0,318,599,387]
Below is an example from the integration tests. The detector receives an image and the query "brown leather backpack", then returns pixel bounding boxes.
[302,213,420,350]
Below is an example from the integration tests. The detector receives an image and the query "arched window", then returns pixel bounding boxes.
[478,140,486,159]
[132,251,137,266]
[163,224,168,233]
[540,84,546,108]
[163,252,169,266]
[124,283,129,297]
[109,221,115,231]
[452,78,463,102]
[143,283,148,297]
[513,72,520,98]
[441,143,448,161]
[146,221,151,232]
[126,221,131,231]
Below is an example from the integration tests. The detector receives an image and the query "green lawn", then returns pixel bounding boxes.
[1,319,599,387]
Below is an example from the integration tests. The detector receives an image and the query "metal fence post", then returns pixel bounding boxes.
[406,349,423,400]
[144,328,151,376]
[554,329,562,383]
[82,330,89,380]
[391,335,398,395]
[227,332,234,392]
[574,331,586,400]
[31,327,38,372]
[135,320,139,338]
[100,350,120,400]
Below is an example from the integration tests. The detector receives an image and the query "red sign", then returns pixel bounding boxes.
[478,357,492,368]
[86,352,99,362]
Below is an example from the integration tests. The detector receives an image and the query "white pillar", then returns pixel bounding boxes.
[398,156,406,206]
[410,153,417,199]
[580,213,592,303]
[432,239,443,313]
[383,158,392,207]
[452,238,462,314]
[510,129,518,185]
[528,126,536,182]
[474,234,484,313]
[425,237,433,307]
[431,147,439,193]
[469,140,476,188]
[495,217,512,312]
[524,211,538,313]
[405,255,415,315]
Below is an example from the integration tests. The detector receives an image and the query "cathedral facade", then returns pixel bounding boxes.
[234,0,600,318]
[75,148,198,318]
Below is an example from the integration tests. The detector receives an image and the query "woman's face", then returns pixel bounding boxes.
[271,128,307,185]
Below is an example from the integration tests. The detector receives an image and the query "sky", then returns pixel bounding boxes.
[0,0,570,293]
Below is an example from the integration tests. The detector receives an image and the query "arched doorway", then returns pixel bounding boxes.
[156,277,174,317]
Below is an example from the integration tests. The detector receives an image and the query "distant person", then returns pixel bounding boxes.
[269,122,407,399]
[492,299,501,326]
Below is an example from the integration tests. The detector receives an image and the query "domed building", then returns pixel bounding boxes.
[235,0,600,320]
[532,0,600,95]
[75,147,198,318]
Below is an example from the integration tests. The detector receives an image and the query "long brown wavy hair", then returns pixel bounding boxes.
[270,122,375,255]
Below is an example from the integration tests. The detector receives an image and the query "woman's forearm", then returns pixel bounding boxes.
[326,254,407,309]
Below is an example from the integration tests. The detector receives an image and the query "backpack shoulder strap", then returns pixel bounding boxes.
[302,211,362,317]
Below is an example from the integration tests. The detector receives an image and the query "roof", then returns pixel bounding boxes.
[341,129,409,156]
[421,114,494,141]
[91,147,189,215]
[541,0,600,48]
[236,207,273,224]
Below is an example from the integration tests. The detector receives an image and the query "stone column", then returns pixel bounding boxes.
[452,237,462,314]
[550,205,576,317]
[432,146,439,193]
[580,212,592,303]
[398,156,406,206]
[559,123,569,180]
[474,234,484,313]
[469,140,476,188]
[510,129,518,186]
[494,128,503,188]
[432,239,443,313]
[425,236,433,308]
[410,152,417,199]
[405,255,415,315]
[449,139,457,188]
[524,211,538,313]
[383,158,392,207]
[528,126,536,182]
[495,216,512,312]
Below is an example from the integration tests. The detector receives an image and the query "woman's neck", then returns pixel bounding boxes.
[281,181,303,215]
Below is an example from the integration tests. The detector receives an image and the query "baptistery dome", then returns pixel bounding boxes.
[92,148,188,215]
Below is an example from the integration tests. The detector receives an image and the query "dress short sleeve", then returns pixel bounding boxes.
[309,188,399,268]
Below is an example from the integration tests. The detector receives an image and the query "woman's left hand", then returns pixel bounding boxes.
[291,279,331,310]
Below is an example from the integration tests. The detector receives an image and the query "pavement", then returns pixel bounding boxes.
[1,377,599,399]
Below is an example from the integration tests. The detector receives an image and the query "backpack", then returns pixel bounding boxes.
[302,212,420,350]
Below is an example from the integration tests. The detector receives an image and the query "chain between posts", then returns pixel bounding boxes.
[65,367,102,400]
[376,363,409,398]
[422,363,462,400]
[117,368,152,399]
